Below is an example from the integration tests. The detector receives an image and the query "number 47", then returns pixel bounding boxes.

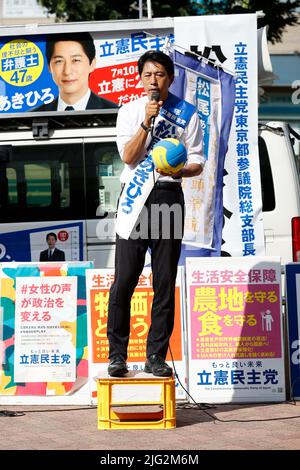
[11,69,27,84]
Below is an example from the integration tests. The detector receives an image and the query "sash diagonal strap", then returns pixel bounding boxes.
[115,93,195,240]
[115,154,157,240]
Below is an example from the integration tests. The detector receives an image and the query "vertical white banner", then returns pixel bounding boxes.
[174,14,264,257]
[14,276,77,382]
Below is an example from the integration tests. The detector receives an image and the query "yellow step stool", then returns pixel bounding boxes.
[95,371,176,430]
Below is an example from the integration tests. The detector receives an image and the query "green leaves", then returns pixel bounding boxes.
[38,0,198,22]
[193,0,300,43]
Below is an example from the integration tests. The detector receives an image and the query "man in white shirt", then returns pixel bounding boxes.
[34,32,117,111]
[107,50,205,378]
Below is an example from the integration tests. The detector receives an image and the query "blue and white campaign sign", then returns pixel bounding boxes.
[0,35,57,113]
[174,14,264,258]
[285,263,300,400]
[0,29,174,113]
[0,221,84,262]
[170,48,235,257]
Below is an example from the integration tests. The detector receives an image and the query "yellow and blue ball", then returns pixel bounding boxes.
[152,138,187,174]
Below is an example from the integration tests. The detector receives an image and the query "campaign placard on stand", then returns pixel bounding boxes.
[86,267,187,401]
[0,261,92,404]
[285,263,300,400]
[186,257,285,403]
[14,276,77,383]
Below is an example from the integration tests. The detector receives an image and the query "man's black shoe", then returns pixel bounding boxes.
[108,355,128,377]
[144,354,173,377]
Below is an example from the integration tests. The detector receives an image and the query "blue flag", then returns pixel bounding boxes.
[169,49,235,259]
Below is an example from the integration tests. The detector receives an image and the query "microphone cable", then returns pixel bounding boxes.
[168,344,213,411]
[168,344,300,423]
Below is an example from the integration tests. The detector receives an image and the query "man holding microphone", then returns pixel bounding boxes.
[107,50,205,377]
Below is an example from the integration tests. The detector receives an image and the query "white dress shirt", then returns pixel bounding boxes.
[116,95,205,184]
[57,90,91,111]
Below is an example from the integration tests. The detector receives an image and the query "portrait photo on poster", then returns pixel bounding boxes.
[32,32,118,112]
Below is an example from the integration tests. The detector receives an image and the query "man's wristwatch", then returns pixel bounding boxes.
[141,122,151,133]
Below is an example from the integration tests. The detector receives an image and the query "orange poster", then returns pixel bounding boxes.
[89,271,182,363]
[86,267,186,401]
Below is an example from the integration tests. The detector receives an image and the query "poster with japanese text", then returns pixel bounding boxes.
[86,267,186,401]
[91,30,173,107]
[0,29,173,113]
[174,14,264,258]
[0,221,84,263]
[14,276,77,383]
[0,261,92,404]
[186,257,285,403]
[170,49,234,258]
[285,263,300,400]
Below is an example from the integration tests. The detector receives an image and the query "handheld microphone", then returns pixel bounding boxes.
[150,91,160,134]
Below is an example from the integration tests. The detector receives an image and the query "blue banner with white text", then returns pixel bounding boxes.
[170,49,235,259]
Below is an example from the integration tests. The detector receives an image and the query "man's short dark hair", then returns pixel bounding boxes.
[46,232,57,241]
[45,32,96,65]
[138,50,174,78]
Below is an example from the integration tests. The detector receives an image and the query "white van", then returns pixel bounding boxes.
[0,111,121,267]
[0,114,299,267]
[258,121,300,263]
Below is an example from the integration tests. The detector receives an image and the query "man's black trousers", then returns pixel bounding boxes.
[107,184,184,360]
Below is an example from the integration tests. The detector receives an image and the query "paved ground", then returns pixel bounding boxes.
[1,401,300,451]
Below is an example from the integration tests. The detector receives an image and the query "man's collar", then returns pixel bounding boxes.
[58,90,91,111]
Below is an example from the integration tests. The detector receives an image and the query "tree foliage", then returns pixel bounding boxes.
[38,0,197,22]
[194,0,300,43]
[38,0,300,43]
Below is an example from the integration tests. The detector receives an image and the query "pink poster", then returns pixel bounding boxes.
[186,257,285,403]
[190,283,281,359]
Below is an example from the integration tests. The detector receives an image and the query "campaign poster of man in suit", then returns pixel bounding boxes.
[39,232,65,261]
[33,32,118,112]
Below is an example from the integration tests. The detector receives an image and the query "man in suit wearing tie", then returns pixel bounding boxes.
[33,32,118,112]
[39,232,65,262]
